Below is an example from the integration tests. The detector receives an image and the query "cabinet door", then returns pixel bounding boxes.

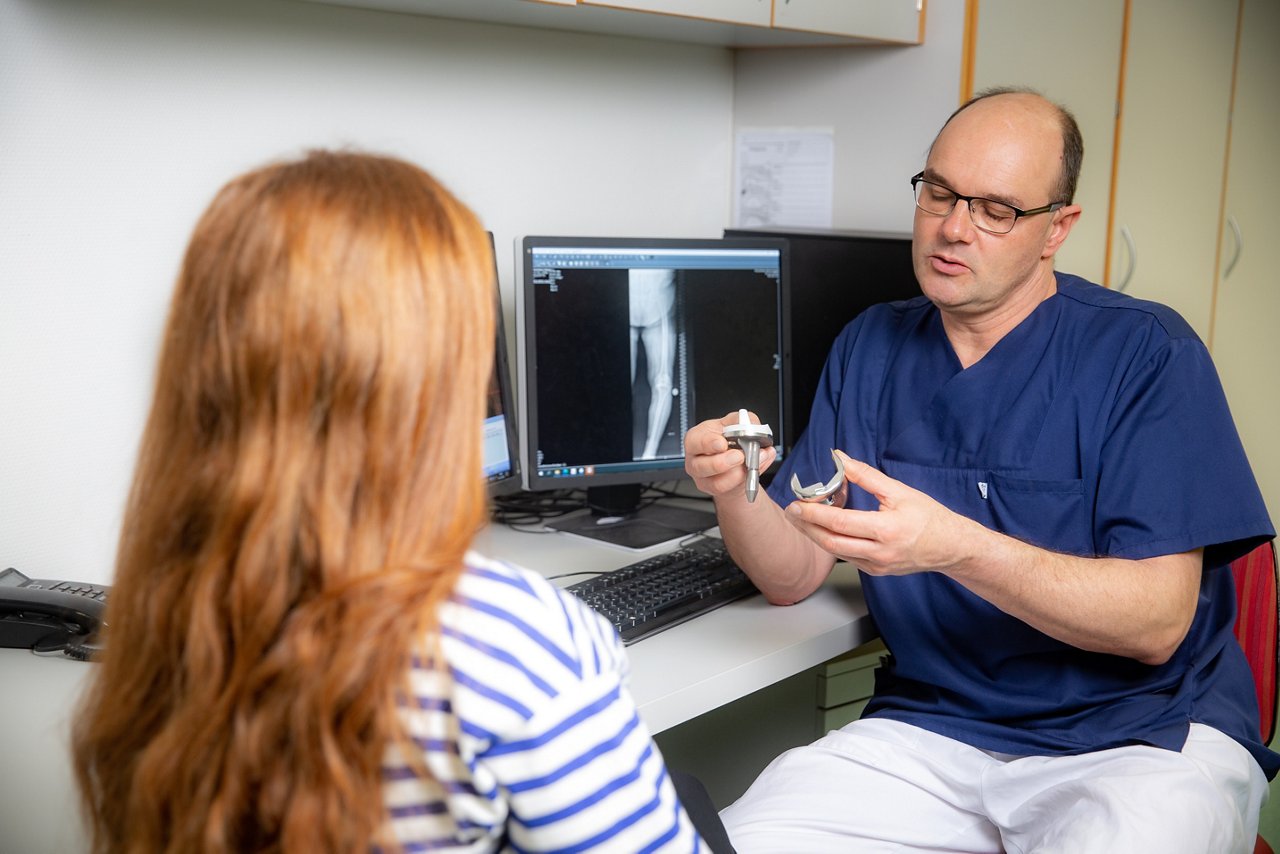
[970,0,1124,285]
[1108,0,1236,338]
[771,0,922,43]
[1209,0,1280,517]
[582,0,771,27]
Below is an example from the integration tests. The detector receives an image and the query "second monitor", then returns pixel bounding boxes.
[518,236,789,531]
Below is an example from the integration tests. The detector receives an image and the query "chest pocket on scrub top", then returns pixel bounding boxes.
[983,473,1088,553]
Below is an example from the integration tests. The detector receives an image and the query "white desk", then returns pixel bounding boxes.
[0,649,93,854]
[1,515,871,852]
[474,522,872,733]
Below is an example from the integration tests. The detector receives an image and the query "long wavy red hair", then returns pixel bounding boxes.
[72,150,495,852]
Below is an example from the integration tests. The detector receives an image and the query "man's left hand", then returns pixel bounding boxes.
[784,450,979,576]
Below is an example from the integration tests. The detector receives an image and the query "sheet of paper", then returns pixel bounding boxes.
[733,128,834,229]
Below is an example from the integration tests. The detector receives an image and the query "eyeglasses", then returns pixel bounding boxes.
[910,172,1064,235]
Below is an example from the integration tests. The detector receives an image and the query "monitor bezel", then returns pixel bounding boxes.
[516,234,790,495]
[484,233,523,497]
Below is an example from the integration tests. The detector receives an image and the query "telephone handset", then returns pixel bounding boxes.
[0,567,108,660]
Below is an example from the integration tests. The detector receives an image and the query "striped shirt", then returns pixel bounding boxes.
[378,552,704,853]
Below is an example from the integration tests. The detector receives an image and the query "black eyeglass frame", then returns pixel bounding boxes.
[910,172,1065,234]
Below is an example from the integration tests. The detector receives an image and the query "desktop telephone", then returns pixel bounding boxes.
[0,566,107,660]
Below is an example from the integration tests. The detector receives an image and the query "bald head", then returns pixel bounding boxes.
[931,88,1083,204]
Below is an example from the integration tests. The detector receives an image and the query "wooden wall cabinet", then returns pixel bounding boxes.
[575,0,923,42]
[971,0,1236,340]
[971,0,1279,518]
[969,0,1124,285]
[1206,0,1280,519]
[581,0,772,28]
[770,0,923,44]
[1106,0,1237,340]
[301,0,924,45]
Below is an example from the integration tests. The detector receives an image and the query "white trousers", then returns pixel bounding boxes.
[720,718,1268,854]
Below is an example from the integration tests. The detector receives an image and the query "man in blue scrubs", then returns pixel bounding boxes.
[686,88,1277,853]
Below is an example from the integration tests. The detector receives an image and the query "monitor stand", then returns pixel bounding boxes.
[545,484,717,549]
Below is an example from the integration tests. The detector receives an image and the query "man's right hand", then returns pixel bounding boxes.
[685,411,832,604]
[684,411,778,501]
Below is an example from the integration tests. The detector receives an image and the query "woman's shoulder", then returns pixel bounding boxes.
[454,551,584,613]
[443,551,627,678]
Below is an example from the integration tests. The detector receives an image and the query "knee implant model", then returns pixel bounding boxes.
[723,409,773,503]
[790,449,846,505]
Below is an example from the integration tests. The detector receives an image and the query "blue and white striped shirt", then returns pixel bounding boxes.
[379,552,704,853]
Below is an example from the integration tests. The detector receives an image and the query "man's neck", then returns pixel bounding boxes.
[941,268,1059,369]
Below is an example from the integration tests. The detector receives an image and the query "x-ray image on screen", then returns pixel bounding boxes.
[629,268,679,460]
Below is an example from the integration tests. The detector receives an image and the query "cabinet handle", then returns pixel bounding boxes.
[1224,215,1243,280]
[1117,226,1136,293]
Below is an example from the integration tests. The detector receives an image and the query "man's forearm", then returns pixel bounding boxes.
[948,524,1202,665]
[714,491,836,605]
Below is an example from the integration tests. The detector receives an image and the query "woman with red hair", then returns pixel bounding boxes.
[73,150,708,853]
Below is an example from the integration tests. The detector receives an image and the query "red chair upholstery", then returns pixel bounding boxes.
[1231,539,1279,854]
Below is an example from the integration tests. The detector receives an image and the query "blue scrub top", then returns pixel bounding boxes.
[769,274,1279,777]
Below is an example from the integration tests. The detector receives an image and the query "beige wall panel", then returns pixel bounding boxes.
[1108,0,1236,338]
[1210,0,1280,524]
[971,0,1125,285]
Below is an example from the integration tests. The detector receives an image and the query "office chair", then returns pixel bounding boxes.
[1231,538,1279,854]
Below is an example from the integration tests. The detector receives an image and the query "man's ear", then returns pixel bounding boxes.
[1042,204,1082,260]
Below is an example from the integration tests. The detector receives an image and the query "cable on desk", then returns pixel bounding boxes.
[582,484,674,517]
[544,529,721,587]
[676,531,716,549]
[490,483,713,529]
[490,489,585,531]
[643,482,715,506]
[545,569,606,582]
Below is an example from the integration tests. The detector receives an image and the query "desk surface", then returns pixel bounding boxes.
[474,521,871,733]
[0,511,871,852]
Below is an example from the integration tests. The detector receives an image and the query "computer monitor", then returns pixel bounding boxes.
[724,227,918,450]
[483,234,521,496]
[517,236,788,544]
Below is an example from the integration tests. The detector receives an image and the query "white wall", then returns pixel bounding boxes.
[733,0,966,233]
[0,0,965,587]
[0,0,739,586]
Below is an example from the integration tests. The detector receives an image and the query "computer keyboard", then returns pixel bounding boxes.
[565,539,759,644]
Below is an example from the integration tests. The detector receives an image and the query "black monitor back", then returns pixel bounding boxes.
[724,227,919,449]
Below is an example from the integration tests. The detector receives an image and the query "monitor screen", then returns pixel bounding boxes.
[724,227,917,450]
[517,236,788,504]
[483,234,521,495]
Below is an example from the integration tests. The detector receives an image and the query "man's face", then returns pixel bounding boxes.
[911,95,1071,321]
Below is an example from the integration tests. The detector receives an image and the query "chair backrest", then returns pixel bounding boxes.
[1232,539,1279,745]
